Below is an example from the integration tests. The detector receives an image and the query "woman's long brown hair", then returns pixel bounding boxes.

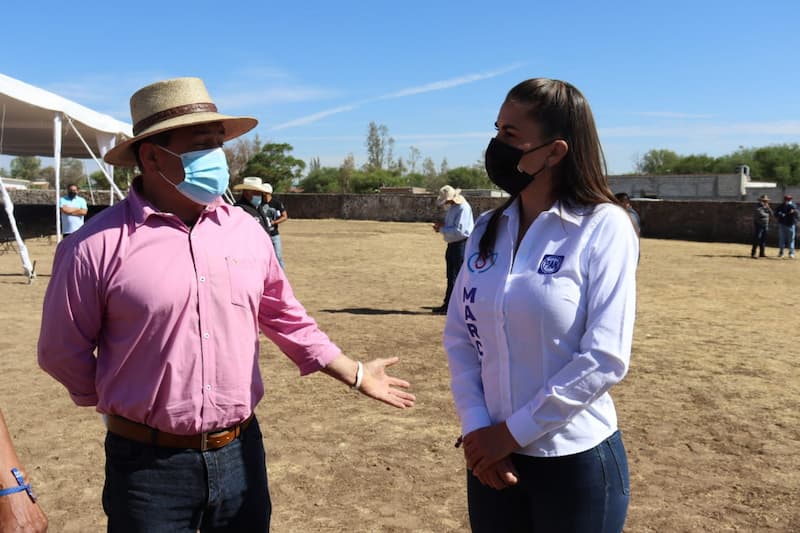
[479,78,616,260]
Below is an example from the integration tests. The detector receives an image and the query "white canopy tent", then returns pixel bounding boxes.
[0,72,132,280]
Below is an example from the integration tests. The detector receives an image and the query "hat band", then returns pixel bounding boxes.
[133,102,218,135]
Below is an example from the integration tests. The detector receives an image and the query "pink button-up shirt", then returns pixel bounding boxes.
[38,183,340,435]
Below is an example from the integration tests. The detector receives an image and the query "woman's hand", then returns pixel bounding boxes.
[472,456,519,490]
[463,423,519,477]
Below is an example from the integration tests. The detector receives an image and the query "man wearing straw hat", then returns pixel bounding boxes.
[751,194,772,258]
[37,77,415,532]
[233,176,272,232]
[432,185,474,314]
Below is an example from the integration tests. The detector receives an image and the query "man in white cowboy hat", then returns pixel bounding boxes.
[233,176,272,232]
[432,185,474,314]
[37,77,415,532]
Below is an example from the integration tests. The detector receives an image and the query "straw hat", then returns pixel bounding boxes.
[104,77,258,167]
[437,185,465,205]
[233,177,270,194]
[758,194,770,202]
[262,183,273,194]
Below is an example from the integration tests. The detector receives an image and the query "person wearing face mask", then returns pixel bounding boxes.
[59,183,88,237]
[37,77,415,532]
[233,176,272,232]
[444,78,638,533]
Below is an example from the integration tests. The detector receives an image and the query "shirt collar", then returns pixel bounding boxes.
[500,197,585,227]
[127,177,228,227]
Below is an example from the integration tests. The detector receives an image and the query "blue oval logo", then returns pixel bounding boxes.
[467,252,497,273]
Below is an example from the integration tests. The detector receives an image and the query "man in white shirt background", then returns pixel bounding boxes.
[59,183,88,237]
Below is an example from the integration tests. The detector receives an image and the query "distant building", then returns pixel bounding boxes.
[608,169,785,202]
[0,177,31,190]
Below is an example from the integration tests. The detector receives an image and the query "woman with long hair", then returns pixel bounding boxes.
[444,78,638,532]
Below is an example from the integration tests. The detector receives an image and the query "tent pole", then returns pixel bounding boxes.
[54,113,62,242]
[65,116,124,202]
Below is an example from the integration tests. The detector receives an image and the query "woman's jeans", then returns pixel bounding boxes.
[467,430,630,533]
[103,417,270,532]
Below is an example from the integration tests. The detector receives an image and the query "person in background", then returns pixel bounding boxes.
[751,194,773,258]
[0,408,48,532]
[259,184,287,270]
[774,194,798,259]
[432,185,474,315]
[614,192,641,236]
[38,77,414,533]
[444,78,637,532]
[233,177,271,232]
[59,183,88,237]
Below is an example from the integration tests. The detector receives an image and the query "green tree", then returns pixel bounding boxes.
[60,158,85,189]
[755,144,800,186]
[443,166,494,190]
[224,135,262,185]
[634,149,681,174]
[339,154,355,193]
[241,142,305,192]
[299,167,341,193]
[9,156,41,181]
[365,122,392,171]
[673,154,716,174]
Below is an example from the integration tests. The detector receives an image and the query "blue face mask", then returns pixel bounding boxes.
[250,196,262,208]
[157,146,230,205]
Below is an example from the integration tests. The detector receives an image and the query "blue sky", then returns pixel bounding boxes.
[2,0,799,176]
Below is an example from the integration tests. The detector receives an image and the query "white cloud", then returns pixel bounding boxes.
[272,104,359,130]
[271,63,524,131]
[377,63,524,100]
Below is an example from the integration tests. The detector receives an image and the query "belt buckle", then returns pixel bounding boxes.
[200,431,209,452]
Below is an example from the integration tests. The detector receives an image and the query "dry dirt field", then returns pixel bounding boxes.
[1,219,798,532]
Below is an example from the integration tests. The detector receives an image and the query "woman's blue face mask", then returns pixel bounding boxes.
[156,145,230,205]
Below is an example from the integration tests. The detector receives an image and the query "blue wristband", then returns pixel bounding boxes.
[0,468,36,502]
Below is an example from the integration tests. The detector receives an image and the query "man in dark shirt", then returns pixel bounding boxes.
[259,183,288,269]
[752,194,773,258]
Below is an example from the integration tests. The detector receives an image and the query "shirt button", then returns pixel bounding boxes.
[203,332,210,339]
[199,276,206,282]
[205,384,212,391]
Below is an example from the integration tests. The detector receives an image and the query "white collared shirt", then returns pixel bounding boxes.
[444,198,638,457]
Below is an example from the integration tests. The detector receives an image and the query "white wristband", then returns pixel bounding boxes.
[351,361,364,390]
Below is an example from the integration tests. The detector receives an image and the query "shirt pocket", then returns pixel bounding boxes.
[225,256,263,308]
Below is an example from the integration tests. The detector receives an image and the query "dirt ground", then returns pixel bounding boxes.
[0,219,798,532]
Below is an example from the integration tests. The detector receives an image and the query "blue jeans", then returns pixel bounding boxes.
[270,235,285,270]
[751,224,768,257]
[103,417,270,532]
[778,224,796,256]
[467,431,630,533]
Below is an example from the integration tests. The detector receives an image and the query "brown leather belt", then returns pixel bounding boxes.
[106,414,253,451]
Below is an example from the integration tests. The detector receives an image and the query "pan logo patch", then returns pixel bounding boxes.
[537,255,564,274]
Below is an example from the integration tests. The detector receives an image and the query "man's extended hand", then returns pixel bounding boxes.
[360,357,415,409]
